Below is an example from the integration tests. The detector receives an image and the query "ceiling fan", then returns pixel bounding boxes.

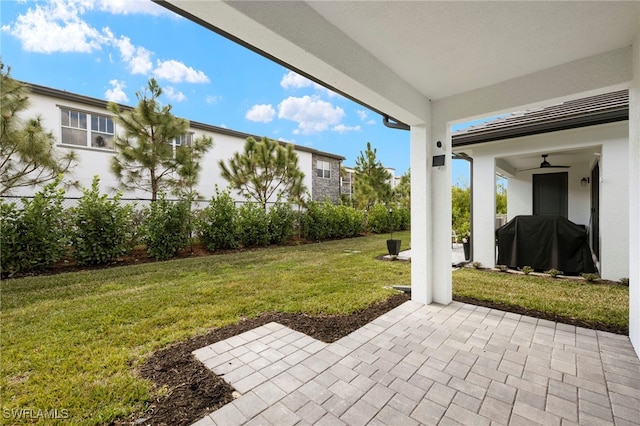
[521,154,571,171]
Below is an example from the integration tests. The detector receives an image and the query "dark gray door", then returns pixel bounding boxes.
[591,163,600,259]
[533,172,568,218]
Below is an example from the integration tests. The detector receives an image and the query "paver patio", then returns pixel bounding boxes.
[192,300,640,425]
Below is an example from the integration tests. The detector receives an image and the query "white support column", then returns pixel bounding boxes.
[472,156,497,269]
[410,111,453,306]
[629,29,640,355]
[431,123,453,305]
[410,124,431,304]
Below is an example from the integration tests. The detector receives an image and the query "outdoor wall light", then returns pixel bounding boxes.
[581,177,590,186]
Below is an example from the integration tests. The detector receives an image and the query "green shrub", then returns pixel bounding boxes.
[366,203,391,233]
[268,202,295,245]
[497,264,509,272]
[1,201,23,276]
[70,177,134,265]
[581,273,599,282]
[0,179,68,276]
[300,201,327,242]
[366,203,409,234]
[237,202,270,247]
[472,261,482,269]
[520,266,534,275]
[336,204,364,238]
[197,187,238,250]
[300,201,364,242]
[143,194,192,260]
[395,205,411,231]
[545,268,562,278]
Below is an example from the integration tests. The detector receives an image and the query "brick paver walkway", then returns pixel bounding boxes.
[192,301,640,425]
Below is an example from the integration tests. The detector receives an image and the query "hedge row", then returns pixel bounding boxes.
[0,180,410,277]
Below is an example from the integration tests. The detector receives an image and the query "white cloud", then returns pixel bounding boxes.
[332,124,361,134]
[104,79,128,103]
[153,60,209,84]
[277,96,344,135]
[3,0,109,53]
[246,104,276,123]
[113,36,153,75]
[280,71,315,89]
[280,70,338,97]
[164,86,186,102]
[356,110,368,121]
[356,109,376,125]
[3,0,205,86]
[205,95,221,105]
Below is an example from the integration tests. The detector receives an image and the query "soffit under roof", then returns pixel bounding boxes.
[305,1,639,101]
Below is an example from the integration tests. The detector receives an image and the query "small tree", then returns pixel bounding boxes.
[0,63,76,195]
[452,184,471,238]
[109,78,213,201]
[219,136,306,210]
[353,142,392,210]
[496,178,507,215]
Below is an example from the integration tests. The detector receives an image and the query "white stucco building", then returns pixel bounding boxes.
[452,91,629,281]
[156,1,640,355]
[12,83,344,204]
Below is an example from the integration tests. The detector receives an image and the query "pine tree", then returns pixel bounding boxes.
[108,78,213,201]
[353,142,392,210]
[219,136,306,210]
[0,63,76,195]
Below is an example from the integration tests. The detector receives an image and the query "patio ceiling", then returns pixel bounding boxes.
[497,147,599,174]
[160,1,639,123]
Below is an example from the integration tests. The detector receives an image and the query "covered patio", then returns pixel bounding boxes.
[159,0,639,358]
[153,3,640,423]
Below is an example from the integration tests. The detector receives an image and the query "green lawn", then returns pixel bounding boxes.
[453,268,629,332]
[0,232,410,425]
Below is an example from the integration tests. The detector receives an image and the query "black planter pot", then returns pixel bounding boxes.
[387,239,402,256]
[463,241,471,260]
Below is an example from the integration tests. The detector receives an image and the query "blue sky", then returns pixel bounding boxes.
[1,0,473,185]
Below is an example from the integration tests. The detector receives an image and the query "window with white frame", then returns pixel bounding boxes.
[316,160,331,179]
[60,108,114,149]
[170,132,194,148]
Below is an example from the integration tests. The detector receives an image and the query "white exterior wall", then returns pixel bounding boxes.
[629,28,640,354]
[14,89,328,204]
[456,121,629,280]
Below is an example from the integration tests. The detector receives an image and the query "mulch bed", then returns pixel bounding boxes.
[112,293,410,426]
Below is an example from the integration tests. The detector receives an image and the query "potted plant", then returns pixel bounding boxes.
[386,207,401,256]
[462,233,471,260]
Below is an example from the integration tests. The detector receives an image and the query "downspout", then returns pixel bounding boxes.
[383,115,410,131]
